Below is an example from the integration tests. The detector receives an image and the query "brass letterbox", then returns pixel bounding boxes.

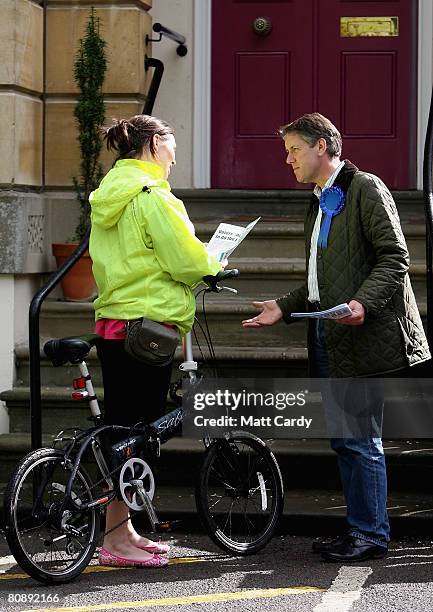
[341,16,399,38]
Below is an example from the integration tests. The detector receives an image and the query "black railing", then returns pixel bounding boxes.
[143,57,164,115]
[146,22,188,57]
[423,86,433,353]
[29,230,90,450]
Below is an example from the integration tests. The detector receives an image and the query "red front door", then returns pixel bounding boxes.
[211,0,417,189]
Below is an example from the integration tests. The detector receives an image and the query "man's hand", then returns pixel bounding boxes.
[335,300,365,326]
[242,300,283,328]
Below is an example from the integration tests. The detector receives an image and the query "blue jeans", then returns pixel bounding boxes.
[313,321,390,546]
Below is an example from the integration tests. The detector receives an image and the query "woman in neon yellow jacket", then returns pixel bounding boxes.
[89,114,221,568]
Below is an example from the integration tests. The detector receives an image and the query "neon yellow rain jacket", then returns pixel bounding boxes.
[89,159,221,334]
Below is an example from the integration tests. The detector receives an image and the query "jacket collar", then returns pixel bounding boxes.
[332,159,358,194]
[308,159,358,215]
[115,159,165,180]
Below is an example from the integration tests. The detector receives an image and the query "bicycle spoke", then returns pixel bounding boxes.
[198,436,282,554]
[6,450,99,581]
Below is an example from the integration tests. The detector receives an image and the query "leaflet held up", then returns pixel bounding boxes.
[206,217,261,262]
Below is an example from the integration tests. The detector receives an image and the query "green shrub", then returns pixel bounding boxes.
[72,8,107,241]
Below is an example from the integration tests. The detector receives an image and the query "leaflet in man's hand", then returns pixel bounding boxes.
[206,217,261,262]
[291,303,353,320]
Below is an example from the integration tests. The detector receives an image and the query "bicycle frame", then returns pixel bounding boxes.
[50,269,240,529]
[53,328,201,520]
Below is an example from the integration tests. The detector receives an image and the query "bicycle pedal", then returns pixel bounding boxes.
[155,520,181,532]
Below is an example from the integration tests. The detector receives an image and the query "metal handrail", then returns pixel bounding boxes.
[29,230,90,450]
[146,22,188,57]
[423,87,433,352]
[143,57,164,115]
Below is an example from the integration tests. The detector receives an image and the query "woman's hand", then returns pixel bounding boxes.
[242,300,283,327]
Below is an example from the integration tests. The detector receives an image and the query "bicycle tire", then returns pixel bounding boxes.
[196,433,283,555]
[4,447,100,584]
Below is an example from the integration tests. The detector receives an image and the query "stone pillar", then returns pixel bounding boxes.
[0,1,153,433]
[45,0,153,188]
[0,0,44,432]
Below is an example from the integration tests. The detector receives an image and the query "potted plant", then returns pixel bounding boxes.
[52,7,107,300]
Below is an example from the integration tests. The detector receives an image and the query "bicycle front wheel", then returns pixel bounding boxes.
[196,433,284,555]
[4,447,100,584]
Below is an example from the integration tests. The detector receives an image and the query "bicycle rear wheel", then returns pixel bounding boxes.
[4,447,100,584]
[196,433,283,555]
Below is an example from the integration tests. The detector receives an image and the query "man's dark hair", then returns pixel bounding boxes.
[279,113,342,158]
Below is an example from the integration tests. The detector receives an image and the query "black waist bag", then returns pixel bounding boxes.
[124,318,180,366]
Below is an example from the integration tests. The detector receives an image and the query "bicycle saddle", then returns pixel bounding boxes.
[44,334,103,366]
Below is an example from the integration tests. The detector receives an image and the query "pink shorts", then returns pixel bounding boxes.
[95,319,178,340]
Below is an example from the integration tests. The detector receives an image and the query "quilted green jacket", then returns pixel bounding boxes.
[276,161,431,377]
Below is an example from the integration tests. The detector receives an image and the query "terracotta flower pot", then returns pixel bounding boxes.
[52,243,97,301]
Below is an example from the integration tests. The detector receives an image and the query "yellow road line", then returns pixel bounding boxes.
[22,587,325,612]
[0,556,208,582]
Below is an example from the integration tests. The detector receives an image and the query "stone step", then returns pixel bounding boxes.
[3,386,104,434]
[194,220,428,262]
[0,436,432,502]
[38,296,308,352]
[175,188,426,222]
[38,257,429,339]
[13,344,308,390]
[151,486,433,536]
[17,300,431,389]
[7,367,433,444]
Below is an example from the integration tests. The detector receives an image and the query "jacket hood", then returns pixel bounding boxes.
[89,159,168,229]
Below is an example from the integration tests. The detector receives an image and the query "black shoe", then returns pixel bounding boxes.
[321,536,388,562]
[312,534,349,554]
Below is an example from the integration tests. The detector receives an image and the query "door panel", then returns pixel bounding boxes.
[317,1,417,188]
[236,53,290,136]
[211,0,417,189]
[342,52,396,136]
[211,0,314,188]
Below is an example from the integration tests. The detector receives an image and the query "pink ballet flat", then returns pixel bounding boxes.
[98,548,169,568]
[135,541,171,555]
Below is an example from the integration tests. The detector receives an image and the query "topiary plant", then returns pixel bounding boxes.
[72,7,107,241]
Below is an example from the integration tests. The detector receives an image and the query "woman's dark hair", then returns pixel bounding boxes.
[103,114,174,160]
[279,112,342,158]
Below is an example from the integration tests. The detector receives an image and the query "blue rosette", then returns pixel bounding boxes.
[317,186,345,248]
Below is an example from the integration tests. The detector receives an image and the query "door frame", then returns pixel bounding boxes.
[193,0,432,189]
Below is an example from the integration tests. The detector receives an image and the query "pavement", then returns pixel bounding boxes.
[0,532,432,612]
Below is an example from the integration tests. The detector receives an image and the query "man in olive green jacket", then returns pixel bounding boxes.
[243,113,430,562]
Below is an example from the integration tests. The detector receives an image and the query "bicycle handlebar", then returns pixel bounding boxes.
[202,269,240,292]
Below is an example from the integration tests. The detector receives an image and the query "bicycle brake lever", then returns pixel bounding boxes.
[221,286,237,294]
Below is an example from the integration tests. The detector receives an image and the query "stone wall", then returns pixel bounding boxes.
[0,0,154,433]
[45,0,152,187]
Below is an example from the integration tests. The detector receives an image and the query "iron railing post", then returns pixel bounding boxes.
[29,230,90,450]
[423,85,433,354]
